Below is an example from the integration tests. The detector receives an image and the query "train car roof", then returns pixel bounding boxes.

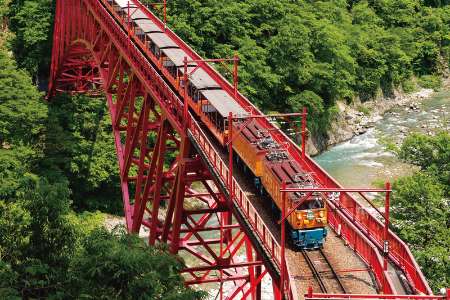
[241,121,270,144]
[267,160,316,187]
[200,90,248,118]
[113,0,138,9]
[161,48,197,67]
[134,19,162,33]
[130,10,150,20]
[183,68,220,90]
[147,32,178,49]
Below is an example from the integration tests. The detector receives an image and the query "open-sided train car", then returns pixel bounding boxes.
[106,0,327,249]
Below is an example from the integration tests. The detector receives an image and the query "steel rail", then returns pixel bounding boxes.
[302,250,348,295]
[302,250,329,293]
[319,249,347,294]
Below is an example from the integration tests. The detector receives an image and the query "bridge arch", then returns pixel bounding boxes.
[50,39,103,95]
[48,0,275,299]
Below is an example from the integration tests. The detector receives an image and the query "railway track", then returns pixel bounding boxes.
[301,249,347,294]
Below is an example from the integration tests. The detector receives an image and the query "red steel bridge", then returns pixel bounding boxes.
[48,0,449,299]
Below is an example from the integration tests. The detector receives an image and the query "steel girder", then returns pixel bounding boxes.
[48,0,272,298]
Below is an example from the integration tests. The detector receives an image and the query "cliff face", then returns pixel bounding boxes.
[307,87,436,156]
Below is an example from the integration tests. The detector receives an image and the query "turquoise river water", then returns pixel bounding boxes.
[313,90,449,187]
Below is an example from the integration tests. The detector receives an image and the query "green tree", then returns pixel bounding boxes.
[391,172,449,290]
[0,47,47,146]
[399,131,449,190]
[0,201,31,264]
[68,227,205,299]
[0,146,39,199]
[43,94,122,213]
[21,179,76,266]
[0,261,20,299]
[392,132,449,291]
[0,0,11,19]
[9,0,53,79]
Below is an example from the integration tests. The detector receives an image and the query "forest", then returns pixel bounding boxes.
[0,0,448,298]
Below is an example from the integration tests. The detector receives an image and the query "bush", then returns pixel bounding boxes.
[402,79,418,93]
[418,74,442,89]
[392,172,449,291]
[399,131,449,184]
[356,105,371,116]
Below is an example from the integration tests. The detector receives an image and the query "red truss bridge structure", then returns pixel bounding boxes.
[48,0,449,299]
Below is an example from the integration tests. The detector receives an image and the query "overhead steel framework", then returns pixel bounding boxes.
[48,0,447,299]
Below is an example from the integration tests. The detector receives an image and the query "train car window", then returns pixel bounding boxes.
[295,199,324,210]
[202,103,216,113]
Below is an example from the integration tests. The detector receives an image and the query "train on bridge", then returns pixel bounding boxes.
[110,0,327,249]
[49,0,438,296]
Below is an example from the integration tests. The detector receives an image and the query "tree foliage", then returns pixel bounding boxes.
[68,228,204,299]
[165,0,449,139]
[393,132,450,291]
[43,94,122,213]
[0,29,201,299]
[8,0,53,79]
[0,47,47,146]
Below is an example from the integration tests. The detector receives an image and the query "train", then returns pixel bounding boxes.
[107,0,327,249]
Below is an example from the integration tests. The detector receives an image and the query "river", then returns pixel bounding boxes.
[313,89,450,187]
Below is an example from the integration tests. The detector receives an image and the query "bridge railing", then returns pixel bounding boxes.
[327,200,395,294]
[339,192,429,294]
[305,292,449,300]
[303,159,431,294]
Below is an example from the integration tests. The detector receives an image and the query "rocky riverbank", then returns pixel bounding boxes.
[307,87,438,156]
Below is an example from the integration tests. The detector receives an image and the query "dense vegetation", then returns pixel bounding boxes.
[391,132,449,291]
[164,0,449,136]
[0,1,203,299]
[0,0,448,297]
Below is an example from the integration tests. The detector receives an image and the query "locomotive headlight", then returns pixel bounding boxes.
[319,211,324,218]
[296,214,302,221]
